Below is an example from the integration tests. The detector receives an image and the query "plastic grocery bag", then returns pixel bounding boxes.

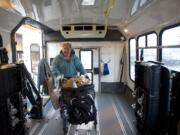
[47,77,60,110]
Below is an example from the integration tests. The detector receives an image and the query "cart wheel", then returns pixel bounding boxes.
[94,120,97,129]
[62,118,69,135]
[63,127,68,135]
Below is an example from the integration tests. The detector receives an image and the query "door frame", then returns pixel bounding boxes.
[80,49,93,83]
[74,47,101,93]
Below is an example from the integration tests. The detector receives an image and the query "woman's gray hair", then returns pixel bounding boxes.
[62,42,72,48]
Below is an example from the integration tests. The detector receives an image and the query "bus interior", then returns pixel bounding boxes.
[0,0,180,135]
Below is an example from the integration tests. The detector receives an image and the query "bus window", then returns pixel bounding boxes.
[131,0,140,15]
[129,38,136,81]
[131,0,150,15]
[140,49,157,61]
[137,32,157,61]
[140,0,147,7]
[161,25,180,71]
[30,44,40,74]
[162,26,180,46]
[147,33,157,47]
[138,35,146,47]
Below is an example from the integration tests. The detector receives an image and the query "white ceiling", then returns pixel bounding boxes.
[126,0,180,35]
[33,0,132,30]
[0,9,22,32]
[0,0,180,35]
[0,0,132,31]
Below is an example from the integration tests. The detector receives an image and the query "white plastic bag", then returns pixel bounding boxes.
[49,89,60,110]
[46,77,60,110]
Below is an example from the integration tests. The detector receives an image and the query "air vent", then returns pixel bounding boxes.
[62,26,71,31]
[84,26,93,30]
[60,24,107,38]
[74,26,83,31]
[96,26,105,30]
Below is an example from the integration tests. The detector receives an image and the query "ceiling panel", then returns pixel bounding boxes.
[0,9,23,32]
[21,0,132,30]
[1,0,179,35]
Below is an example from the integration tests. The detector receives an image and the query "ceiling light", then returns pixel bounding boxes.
[81,0,95,6]
[124,28,128,33]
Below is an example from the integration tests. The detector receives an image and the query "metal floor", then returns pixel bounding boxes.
[25,92,139,135]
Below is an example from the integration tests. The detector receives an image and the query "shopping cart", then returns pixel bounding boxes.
[59,82,97,135]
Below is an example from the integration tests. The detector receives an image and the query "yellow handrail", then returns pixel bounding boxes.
[103,0,115,29]
[104,0,115,17]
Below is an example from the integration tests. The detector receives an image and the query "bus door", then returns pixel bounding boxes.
[74,48,100,93]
